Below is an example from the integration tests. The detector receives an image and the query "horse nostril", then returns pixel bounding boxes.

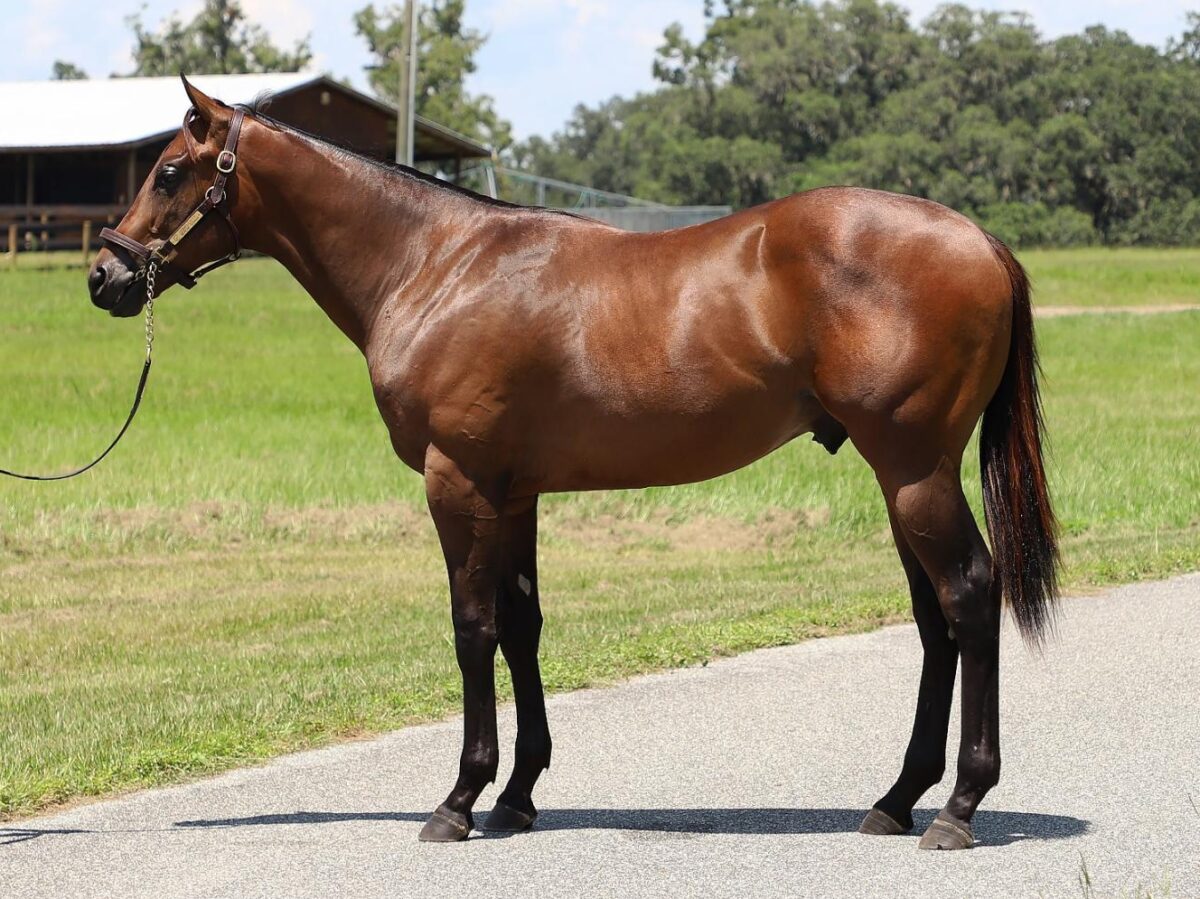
[89,266,108,296]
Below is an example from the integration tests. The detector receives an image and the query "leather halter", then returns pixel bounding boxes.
[101,107,246,290]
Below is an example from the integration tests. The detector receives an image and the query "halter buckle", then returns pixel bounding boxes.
[216,150,237,173]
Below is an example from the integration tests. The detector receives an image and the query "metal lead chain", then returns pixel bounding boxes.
[144,262,157,361]
[0,260,158,481]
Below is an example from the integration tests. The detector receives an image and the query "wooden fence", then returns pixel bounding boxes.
[0,205,125,268]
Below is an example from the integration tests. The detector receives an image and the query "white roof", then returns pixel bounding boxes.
[0,72,320,151]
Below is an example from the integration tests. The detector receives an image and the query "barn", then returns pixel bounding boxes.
[0,72,492,252]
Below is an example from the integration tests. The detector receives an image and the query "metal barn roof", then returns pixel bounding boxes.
[0,72,491,159]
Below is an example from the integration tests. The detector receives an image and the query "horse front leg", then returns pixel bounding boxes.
[484,497,552,832]
[418,446,505,843]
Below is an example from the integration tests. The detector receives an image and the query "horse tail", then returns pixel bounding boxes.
[979,232,1060,645]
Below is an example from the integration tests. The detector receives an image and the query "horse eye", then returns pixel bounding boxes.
[155,165,181,192]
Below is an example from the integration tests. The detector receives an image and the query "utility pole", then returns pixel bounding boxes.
[395,0,418,167]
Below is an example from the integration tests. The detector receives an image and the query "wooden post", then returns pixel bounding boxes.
[126,150,137,205]
[7,224,16,269]
[82,220,92,266]
[25,154,34,215]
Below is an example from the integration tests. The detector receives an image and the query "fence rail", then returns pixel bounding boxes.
[0,205,125,267]
[577,206,733,232]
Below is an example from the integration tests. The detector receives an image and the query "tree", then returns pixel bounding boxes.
[354,0,511,150]
[1168,12,1200,63]
[515,0,1200,246]
[126,0,312,76]
[51,60,88,80]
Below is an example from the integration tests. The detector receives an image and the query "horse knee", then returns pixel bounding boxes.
[452,605,499,649]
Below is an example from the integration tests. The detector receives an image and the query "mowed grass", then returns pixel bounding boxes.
[1023,246,1200,307]
[1,251,1198,819]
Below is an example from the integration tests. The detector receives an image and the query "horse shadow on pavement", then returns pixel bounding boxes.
[1,807,1086,849]
[162,807,1087,848]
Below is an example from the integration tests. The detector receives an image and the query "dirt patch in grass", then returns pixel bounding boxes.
[3,501,431,557]
[5,501,838,560]
[259,502,426,541]
[545,505,829,552]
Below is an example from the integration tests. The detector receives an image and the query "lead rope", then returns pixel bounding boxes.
[0,262,157,482]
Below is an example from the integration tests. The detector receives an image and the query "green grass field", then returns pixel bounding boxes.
[1,250,1198,819]
[1022,247,1200,307]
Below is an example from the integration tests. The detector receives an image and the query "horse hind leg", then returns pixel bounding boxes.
[876,455,1001,850]
[859,505,959,837]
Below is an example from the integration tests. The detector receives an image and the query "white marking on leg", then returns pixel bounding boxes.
[518,574,532,596]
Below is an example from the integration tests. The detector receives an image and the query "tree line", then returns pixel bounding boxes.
[52,0,1200,247]
[517,1,1200,247]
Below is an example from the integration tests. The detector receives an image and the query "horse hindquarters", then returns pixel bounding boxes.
[839,232,1055,849]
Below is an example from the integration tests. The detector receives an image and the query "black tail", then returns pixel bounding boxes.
[980,233,1060,645]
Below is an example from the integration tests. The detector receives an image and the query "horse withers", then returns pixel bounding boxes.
[88,77,1058,849]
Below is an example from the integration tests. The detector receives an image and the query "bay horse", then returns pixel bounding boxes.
[88,78,1058,849]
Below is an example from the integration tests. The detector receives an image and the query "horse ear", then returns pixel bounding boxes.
[180,74,227,127]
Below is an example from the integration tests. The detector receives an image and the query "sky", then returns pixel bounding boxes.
[6,0,1197,140]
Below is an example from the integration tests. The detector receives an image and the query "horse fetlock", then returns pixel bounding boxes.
[459,747,500,787]
[960,747,1001,792]
[514,733,552,770]
[900,756,946,795]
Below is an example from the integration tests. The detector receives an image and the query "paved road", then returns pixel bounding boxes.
[3,575,1198,898]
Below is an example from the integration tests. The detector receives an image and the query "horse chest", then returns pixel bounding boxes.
[367,358,434,474]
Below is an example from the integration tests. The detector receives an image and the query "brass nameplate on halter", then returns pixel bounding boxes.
[167,209,206,247]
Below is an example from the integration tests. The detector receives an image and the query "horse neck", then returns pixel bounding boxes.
[238,123,478,350]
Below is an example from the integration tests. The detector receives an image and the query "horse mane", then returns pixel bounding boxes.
[235,93,525,211]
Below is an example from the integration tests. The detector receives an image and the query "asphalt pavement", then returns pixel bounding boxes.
[2,574,1197,898]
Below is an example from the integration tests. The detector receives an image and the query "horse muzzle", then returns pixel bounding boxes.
[88,258,143,317]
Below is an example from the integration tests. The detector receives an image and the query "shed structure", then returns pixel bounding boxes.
[0,72,491,251]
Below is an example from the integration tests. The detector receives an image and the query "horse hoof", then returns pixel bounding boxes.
[858,807,912,836]
[418,805,473,843]
[917,812,974,850]
[483,801,537,833]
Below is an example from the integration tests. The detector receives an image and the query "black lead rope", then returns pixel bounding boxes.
[0,267,156,482]
[3,107,247,482]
